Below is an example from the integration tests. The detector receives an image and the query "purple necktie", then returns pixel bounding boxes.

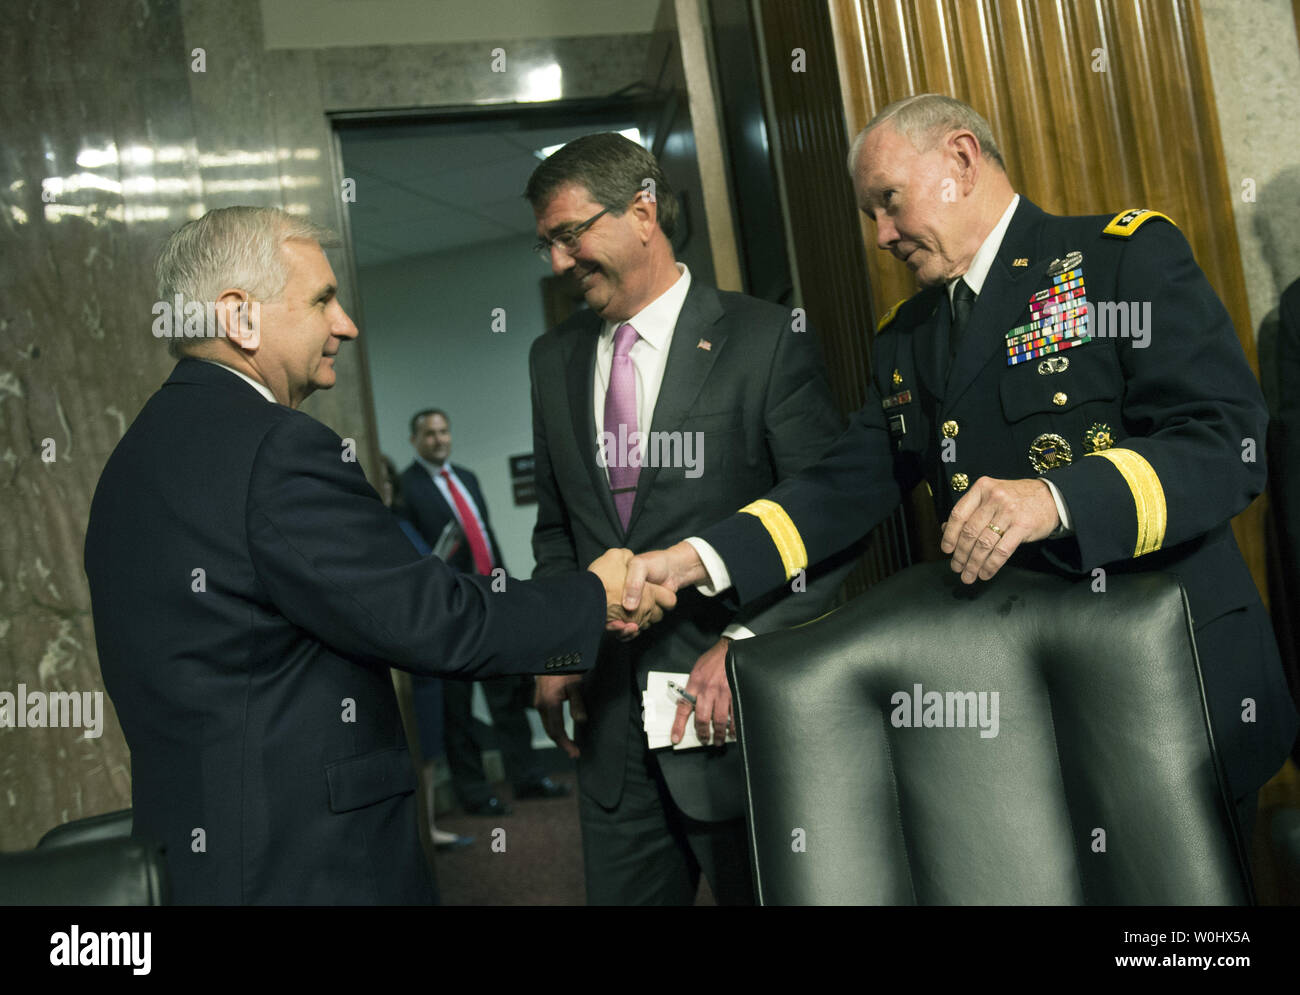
[604,322,640,530]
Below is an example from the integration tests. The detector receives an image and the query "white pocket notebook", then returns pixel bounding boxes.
[642,670,738,750]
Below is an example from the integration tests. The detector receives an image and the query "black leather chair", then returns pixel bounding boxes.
[727,562,1251,905]
[37,808,133,849]
[1,809,168,905]
[0,838,169,905]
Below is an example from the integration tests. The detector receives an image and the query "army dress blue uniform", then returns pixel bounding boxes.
[700,197,1298,802]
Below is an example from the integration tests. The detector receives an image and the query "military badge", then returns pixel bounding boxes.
[1029,433,1072,474]
[1083,422,1114,453]
[1037,356,1069,375]
[883,389,911,444]
[892,369,903,386]
[881,390,912,410]
[1045,250,1083,277]
[1006,258,1091,366]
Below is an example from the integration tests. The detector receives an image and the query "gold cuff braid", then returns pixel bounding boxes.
[739,499,808,579]
[1086,448,1167,556]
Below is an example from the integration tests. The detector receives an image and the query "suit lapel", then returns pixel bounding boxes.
[407,463,454,521]
[943,199,1049,410]
[563,314,623,538]
[625,282,726,534]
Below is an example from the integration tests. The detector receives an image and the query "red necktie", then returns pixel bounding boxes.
[440,469,494,575]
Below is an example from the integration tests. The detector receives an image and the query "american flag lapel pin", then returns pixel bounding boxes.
[697,338,712,351]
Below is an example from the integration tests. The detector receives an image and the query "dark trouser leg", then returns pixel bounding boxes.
[410,674,445,762]
[577,686,754,906]
[481,675,545,787]
[442,679,492,808]
[578,701,699,905]
[678,808,754,905]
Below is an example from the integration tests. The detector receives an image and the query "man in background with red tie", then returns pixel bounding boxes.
[401,408,570,816]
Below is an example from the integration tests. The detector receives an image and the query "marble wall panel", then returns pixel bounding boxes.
[0,0,652,849]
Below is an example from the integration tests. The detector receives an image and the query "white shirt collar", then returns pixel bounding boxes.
[949,193,1020,303]
[601,263,690,349]
[198,358,278,404]
[414,453,448,479]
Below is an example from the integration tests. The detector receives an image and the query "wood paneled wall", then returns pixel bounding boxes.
[828,0,1269,598]
[755,0,918,592]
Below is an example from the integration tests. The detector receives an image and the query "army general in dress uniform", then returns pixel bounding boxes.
[623,93,1298,837]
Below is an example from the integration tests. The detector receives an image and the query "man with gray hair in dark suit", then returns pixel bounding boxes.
[85,205,669,903]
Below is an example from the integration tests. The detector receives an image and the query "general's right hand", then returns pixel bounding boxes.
[534,674,586,758]
[622,541,709,613]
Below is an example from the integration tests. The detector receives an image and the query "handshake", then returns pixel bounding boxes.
[585,543,709,640]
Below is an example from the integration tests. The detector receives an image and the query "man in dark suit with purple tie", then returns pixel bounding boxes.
[526,134,852,904]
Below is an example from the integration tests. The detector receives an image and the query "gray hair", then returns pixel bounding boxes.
[847,93,1006,175]
[155,206,338,358]
[524,132,679,241]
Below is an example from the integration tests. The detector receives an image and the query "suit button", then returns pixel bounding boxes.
[1052,391,1067,406]
[951,472,969,493]
[941,419,959,438]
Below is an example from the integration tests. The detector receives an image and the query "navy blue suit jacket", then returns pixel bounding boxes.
[84,359,602,904]
[702,200,1298,797]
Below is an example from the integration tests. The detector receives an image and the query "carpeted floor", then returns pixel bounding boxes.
[430,769,714,906]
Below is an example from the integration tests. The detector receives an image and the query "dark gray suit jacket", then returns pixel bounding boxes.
[530,279,852,821]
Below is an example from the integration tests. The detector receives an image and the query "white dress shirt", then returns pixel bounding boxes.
[593,263,691,444]
[199,358,278,403]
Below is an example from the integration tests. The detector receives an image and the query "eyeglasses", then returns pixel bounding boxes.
[533,206,612,259]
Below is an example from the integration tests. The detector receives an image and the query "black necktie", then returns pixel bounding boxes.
[949,278,976,358]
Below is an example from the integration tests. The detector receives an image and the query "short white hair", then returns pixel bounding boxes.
[155,206,337,358]
[847,93,1006,175]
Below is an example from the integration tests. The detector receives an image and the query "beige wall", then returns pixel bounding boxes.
[1201,0,1300,336]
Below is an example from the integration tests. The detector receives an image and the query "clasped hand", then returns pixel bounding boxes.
[587,548,677,640]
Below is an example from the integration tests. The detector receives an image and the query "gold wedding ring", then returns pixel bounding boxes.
[986,523,1005,536]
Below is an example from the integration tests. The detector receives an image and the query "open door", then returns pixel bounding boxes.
[638,0,741,293]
